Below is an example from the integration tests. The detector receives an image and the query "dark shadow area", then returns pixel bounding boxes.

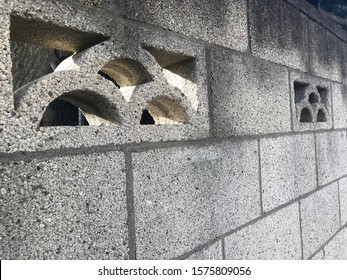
[140,109,155,125]
[300,108,313,123]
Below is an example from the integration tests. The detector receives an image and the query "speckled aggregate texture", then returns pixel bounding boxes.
[132,141,260,259]
[300,183,340,259]
[1,0,347,260]
[224,203,302,259]
[0,152,128,259]
[249,0,308,71]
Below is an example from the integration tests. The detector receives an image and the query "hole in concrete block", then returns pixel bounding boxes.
[317,109,327,122]
[300,108,313,123]
[294,81,310,104]
[40,99,89,126]
[100,58,153,87]
[140,109,155,125]
[98,71,120,88]
[308,92,319,104]
[317,86,328,103]
[144,96,188,125]
[40,90,119,127]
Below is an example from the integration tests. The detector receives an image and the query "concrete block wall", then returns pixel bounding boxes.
[0,0,347,259]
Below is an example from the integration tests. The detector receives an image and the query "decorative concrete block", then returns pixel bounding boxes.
[290,71,332,132]
[309,22,347,83]
[187,241,223,260]
[332,83,347,129]
[339,177,347,226]
[113,0,248,51]
[249,0,308,71]
[210,49,291,136]
[300,183,340,259]
[0,152,128,259]
[132,140,260,259]
[224,203,301,259]
[324,229,347,260]
[316,131,347,186]
[260,134,316,212]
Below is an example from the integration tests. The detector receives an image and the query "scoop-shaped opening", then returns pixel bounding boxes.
[142,96,188,125]
[308,92,319,104]
[317,109,327,122]
[300,108,313,123]
[40,90,120,127]
[100,58,153,87]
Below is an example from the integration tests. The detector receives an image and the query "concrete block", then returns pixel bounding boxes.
[332,83,347,129]
[324,229,347,260]
[300,183,340,259]
[339,177,347,225]
[224,203,301,259]
[290,71,332,132]
[210,49,291,136]
[132,140,261,259]
[187,241,223,260]
[316,131,347,186]
[113,0,248,51]
[249,0,308,71]
[311,250,324,260]
[309,22,347,83]
[0,152,128,259]
[260,134,316,212]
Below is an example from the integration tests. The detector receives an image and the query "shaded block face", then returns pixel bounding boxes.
[132,141,260,259]
[300,183,340,259]
[315,131,347,186]
[224,203,301,260]
[113,0,248,51]
[260,134,316,212]
[210,49,291,136]
[0,152,128,259]
[309,22,347,82]
[249,0,308,71]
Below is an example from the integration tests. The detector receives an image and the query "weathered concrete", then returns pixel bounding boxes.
[0,152,128,259]
[249,0,308,71]
[210,49,291,136]
[324,229,347,260]
[316,131,347,186]
[339,177,347,225]
[300,183,340,259]
[224,203,301,259]
[332,83,347,129]
[187,241,223,260]
[132,141,260,259]
[113,0,249,51]
[260,134,316,212]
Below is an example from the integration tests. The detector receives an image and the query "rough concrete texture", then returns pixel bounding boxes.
[339,177,347,225]
[187,241,223,260]
[332,83,347,129]
[210,49,291,136]
[132,141,260,259]
[113,0,248,51]
[11,41,54,91]
[324,229,347,260]
[309,21,347,83]
[249,0,308,71]
[315,131,347,186]
[290,71,332,131]
[300,183,340,259]
[0,152,128,259]
[75,0,110,8]
[311,250,324,260]
[224,203,301,259]
[260,134,316,212]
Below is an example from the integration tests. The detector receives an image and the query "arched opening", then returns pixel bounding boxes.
[141,96,188,125]
[317,109,327,122]
[300,108,313,123]
[308,92,319,104]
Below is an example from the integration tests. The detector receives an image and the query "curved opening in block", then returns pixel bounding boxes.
[100,58,153,87]
[308,92,319,104]
[142,96,188,125]
[317,109,327,122]
[40,90,120,127]
[300,108,313,123]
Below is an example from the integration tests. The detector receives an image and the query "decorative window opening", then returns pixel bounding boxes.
[300,108,313,123]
